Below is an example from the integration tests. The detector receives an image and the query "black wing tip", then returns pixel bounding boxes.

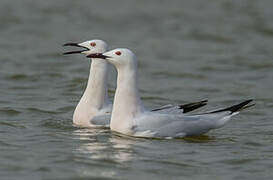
[241,103,255,111]
[63,52,72,55]
[179,100,208,113]
[63,43,71,46]
[228,99,254,113]
[208,99,254,114]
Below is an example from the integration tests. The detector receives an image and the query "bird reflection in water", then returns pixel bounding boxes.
[72,128,136,163]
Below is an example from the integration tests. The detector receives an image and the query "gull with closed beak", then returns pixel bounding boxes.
[87,48,254,138]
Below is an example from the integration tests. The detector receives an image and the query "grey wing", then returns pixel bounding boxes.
[90,103,113,126]
[90,114,111,127]
[135,113,214,137]
[151,100,208,114]
[152,104,184,114]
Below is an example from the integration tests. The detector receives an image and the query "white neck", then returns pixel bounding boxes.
[73,59,109,125]
[110,62,144,133]
[83,59,109,108]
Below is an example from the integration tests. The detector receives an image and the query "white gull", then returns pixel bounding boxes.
[87,48,254,138]
[64,40,111,127]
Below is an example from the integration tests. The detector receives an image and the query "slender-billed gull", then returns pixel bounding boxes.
[87,48,254,138]
[64,40,111,127]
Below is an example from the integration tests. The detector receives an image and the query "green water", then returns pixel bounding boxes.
[0,0,273,179]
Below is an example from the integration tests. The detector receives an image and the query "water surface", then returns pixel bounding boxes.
[0,0,273,179]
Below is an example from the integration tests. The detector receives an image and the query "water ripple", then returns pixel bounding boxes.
[0,108,21,116]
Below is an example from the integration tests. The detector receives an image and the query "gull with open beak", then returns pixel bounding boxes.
[63,40,211,127]
[87,48,254,138]
[64,40,112,127]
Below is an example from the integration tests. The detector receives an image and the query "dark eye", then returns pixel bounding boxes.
[115,51,121,56]
[90,42,96,47]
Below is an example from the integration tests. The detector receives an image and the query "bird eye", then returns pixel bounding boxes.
[115,51,121,56]
[90,42,96,47]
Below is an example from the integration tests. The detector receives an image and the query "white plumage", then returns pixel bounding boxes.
[87,48,254,138]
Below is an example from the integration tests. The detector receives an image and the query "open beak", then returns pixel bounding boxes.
[86,53,110,59]
[63,43,89,55]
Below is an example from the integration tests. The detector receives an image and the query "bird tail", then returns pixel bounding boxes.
[196,99,255,129]
[206,99,255,115]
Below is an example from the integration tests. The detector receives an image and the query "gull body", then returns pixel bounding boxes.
[88,48,254,138]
